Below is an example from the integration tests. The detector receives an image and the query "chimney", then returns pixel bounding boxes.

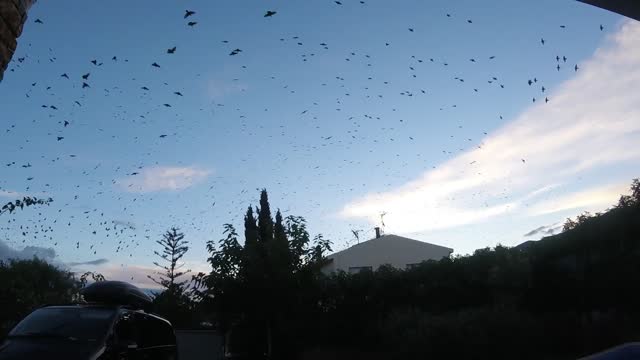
[375,227,381,239]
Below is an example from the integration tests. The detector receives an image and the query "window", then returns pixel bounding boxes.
[348,266,372,274]
[9,307,117,342]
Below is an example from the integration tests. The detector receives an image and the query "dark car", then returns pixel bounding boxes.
[0,281,178,360]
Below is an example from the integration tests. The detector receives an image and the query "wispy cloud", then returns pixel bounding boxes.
[0,190,23,199]
[0,240,56,262]
[118,166,211,193]
[208,79,248,99]
[527,182,629,216]
[341,20,640,234]
[68,258,109,266]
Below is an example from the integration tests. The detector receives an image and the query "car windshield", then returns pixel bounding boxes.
[9,307,116,342]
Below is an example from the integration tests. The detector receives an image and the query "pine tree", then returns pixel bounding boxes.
[148,227,190,295]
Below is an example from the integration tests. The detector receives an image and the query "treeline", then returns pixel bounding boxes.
[1,179,639,359]
[181,180,640,359]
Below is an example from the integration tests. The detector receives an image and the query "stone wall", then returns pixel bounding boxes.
[0,0,35,81]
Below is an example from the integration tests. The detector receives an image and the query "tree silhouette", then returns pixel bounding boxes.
[0,196,53,216]
[148,227,190,294]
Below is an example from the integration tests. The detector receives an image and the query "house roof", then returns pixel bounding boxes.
[328,234,453,259]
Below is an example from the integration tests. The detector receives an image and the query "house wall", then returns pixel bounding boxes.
[324,236,452,274]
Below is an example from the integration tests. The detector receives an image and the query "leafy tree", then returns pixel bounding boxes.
[0,258,78,337]
[198,190,331,358]
[78,271,106,288]
[0,196,53,216]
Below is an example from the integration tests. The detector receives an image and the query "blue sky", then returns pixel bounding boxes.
[1,0,638,287]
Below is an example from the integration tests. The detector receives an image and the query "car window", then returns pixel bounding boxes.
[9,307,116,342]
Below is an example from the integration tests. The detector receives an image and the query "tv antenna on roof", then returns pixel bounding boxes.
[380,212,387,230]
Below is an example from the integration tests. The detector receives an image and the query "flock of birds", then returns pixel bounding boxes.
[0,1,611,278]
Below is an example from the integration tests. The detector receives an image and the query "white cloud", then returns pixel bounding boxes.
[341,20,640,234]
[528,182,628,216]
[0,190,23,198]
[118,166,211,193]
[208,79,247,99]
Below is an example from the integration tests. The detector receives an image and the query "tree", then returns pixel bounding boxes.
[0,196,53,216]
[199,190,331,358]
[0,258,79,337]
[148,228,191,327]
[148,227,190,293]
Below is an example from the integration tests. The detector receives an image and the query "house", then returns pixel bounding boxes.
[322,228,453,274]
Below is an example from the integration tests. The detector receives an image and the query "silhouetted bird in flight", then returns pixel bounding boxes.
[61,73,69,79]
[82,73,90,80]
[335,1,342,4]
[82,82,90,88]
[174,91,183,96]
[230,49,242,56]
[188,22,197,27]
[600,24,604,31]
[574,64,579,72]
[152,62,160,68]
[141,86,149,91]
[64,121,69,127]
[541,38,545,45]
[159,135,168,138]
[264,10,277,17]
[34,18,43,24]
[167,47,176,54]
[57,137,64,141]
[184,10,196,18]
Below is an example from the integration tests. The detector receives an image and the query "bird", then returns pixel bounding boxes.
[541,38,545,45]
[174,91,183,96]
[521,159,526,163]
[141,86,149,91]
[82,73,90,80]
[91,59,98,65]
[82,82,90,88]
[151,62,160,68]
[61,73,69,79]
[545,97,549,103]
[408,28,414,32]
[57,137,64,141]
[64,120,69,127]
[230,49,242,56]
[264,10,277,17]
[528,79,532,86]
[600,24,604,31]
[184,10,196,18]
[159,134,168,138]
[167,47,176,54]
[335,1,342,4]
[163,104,172,107]
[35,19,43,24]
[556,64,560,71]
[467,19,472,23]
[188,21,197,27]
[563,56,567,62]
[574,64,579,72]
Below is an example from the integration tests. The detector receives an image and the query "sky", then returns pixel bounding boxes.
[0,0,638,288]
